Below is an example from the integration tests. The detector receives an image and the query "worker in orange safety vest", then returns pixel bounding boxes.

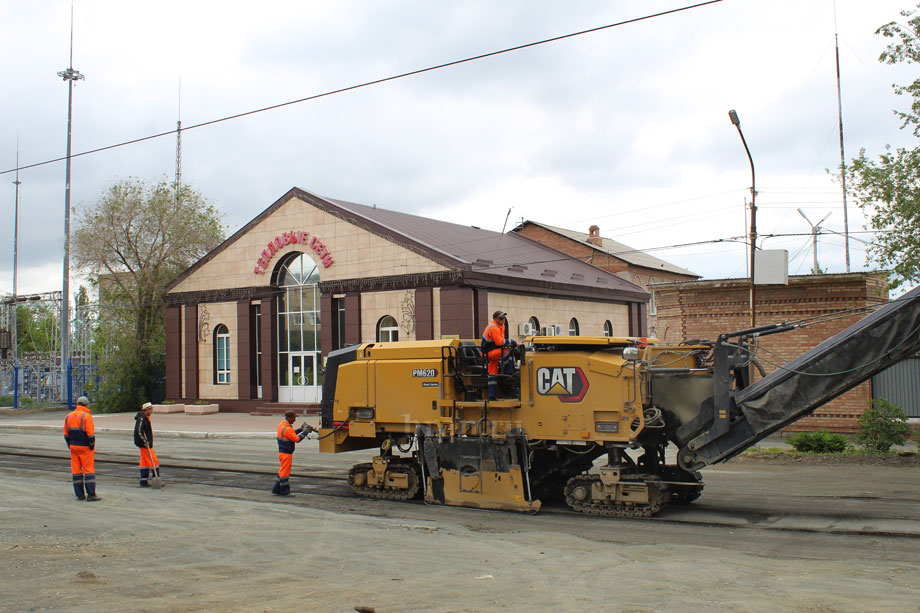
[63,396,101,501]
[481,310,516,400]
[272,410,314,495]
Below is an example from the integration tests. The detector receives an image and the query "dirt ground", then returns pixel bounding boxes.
[1,425,918,612]
[2,457,920,613]
[737,448,920,467]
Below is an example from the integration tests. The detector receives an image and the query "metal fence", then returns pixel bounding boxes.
[0,293,103,408]
[873,357,920,418]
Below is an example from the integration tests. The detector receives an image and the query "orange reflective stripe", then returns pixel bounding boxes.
[64,411,85,434]
[65,409,90,431]
[64,409,93,446]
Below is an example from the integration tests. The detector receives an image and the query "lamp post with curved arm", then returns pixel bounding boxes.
[728,109,756,328]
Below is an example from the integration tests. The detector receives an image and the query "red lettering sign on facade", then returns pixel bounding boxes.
[253,230,335,275]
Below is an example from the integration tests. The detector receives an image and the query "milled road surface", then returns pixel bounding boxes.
[1,425,919,612]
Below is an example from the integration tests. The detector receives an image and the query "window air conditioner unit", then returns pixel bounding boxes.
[552,324,564,336]
[541,325,559,336]
[518,322,535,336]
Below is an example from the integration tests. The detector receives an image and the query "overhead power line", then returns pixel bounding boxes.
[1,0,724,176]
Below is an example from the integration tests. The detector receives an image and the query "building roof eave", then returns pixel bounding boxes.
[462,270,650,303]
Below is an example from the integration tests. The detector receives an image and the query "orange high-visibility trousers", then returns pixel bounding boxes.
[139,447,159,468]
[69,445,95,474]
[278,452,293,478]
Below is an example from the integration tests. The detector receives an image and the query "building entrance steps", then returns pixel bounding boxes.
[248,403,321,416]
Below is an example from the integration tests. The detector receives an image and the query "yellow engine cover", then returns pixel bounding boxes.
[519,346,643,444]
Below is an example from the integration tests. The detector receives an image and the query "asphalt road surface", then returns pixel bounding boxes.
[1,430,918,612]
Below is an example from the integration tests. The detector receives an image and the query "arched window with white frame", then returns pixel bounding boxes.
[273,251,322,402]
[568,318,580,336]
[214,324,230,384]
[603,320,613,337]
[377,315,399,342]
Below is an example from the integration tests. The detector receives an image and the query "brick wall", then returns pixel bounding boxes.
[653,273,889,433]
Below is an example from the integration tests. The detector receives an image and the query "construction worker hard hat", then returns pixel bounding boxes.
[142,402,153,411]
[493,310,507,320]
[76,396,89,407]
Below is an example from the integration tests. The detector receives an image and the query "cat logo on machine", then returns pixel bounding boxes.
[535,367,589,403]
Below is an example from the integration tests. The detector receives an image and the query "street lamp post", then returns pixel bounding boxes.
[58,14,84,410]
[728,109,756,328]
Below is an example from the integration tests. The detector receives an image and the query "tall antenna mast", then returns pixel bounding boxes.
[834,3,851,272]
[12,139,21,368]
[57,0,84,409]
[176,78,182,204]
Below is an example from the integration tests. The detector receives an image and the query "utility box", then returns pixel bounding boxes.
[754,250,788,285]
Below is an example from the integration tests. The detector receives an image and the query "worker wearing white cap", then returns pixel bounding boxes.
[134,402,161,487]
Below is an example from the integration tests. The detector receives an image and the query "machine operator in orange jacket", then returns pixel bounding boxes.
[63,396,101,501]
[482,310,516,400]
[272,410,314,495]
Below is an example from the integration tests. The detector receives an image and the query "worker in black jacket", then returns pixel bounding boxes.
[134,402,161,487]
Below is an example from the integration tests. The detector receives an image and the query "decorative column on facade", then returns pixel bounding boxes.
[260,298,277,402]
[319,293,333,356]
[415,288,433,340]
[183,304,198,401]
[236,300,252,400]
[439,286,475,338]
[344,293,361,344]
[165,305,182,399]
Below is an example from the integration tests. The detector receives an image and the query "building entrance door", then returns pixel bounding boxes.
[274,252,323,405]
[279,352,320,403]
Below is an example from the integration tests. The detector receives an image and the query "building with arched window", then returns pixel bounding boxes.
[164,188,650,411]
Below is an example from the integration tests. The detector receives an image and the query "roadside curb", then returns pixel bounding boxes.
[0,424,274,440]
[0,406,66,416]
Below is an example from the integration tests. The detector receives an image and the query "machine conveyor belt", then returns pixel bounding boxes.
[696,284,920,466]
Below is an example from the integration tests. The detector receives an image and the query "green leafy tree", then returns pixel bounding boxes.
[14,300,58,356]
[75,285,89,308]
[856,398,912,452]
[73,179,225,411]
[847,4,920,290]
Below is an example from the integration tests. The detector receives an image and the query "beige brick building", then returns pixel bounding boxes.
[164,188,650,411]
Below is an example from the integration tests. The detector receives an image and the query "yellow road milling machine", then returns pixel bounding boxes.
[319,285,920,517]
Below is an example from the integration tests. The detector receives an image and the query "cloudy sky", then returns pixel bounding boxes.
[1,0,917,297]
